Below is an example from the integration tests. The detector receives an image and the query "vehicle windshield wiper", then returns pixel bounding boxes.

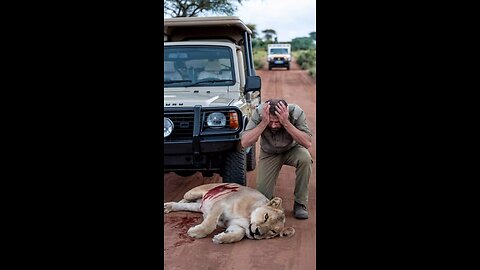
[164,79,192,84]
[187,79,234,86]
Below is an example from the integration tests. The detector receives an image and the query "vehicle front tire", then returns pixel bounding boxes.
[221,149,246,185]
[175,171,196,177]
[202,171,214,177]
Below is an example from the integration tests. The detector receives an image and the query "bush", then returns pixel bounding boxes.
[296,49,315,68]
[293,49,316,79]
[308,66,316,79]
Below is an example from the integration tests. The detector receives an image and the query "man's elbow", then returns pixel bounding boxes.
[241,138,251,148]
[303,141,312,149]
[303,137,312,149]
[241,141,248,148]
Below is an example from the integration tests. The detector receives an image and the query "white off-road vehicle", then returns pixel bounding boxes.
[163,16,261,185]
[267,43,291,70]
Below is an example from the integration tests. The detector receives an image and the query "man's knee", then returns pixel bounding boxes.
[296,153,312,167]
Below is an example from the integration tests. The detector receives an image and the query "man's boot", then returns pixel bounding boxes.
[294,201,309,219]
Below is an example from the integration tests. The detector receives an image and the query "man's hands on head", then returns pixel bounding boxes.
[261,102,270,125]
[275,101,290,125]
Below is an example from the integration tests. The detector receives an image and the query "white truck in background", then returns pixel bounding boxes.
[267,43,291,70]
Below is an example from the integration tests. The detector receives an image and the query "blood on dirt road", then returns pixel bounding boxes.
[164,60,317,270]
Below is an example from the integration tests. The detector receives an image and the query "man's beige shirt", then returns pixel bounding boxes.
[241,103,312,154]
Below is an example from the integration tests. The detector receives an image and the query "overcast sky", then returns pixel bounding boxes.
[235,0,316,42]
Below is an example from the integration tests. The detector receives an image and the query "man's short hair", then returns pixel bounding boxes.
[266,99,288,114]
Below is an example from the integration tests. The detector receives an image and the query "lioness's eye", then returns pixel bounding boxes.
[271,230,277,234]
[264,213,269,221]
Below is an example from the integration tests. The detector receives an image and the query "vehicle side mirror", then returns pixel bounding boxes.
[245,75,261,92]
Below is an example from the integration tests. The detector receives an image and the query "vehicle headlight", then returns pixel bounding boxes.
[206,112,226,128]
[164,117,174,137]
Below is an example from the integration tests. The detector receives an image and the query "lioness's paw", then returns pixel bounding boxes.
[212,233,226,244]
[212,232,243,244]
[187,226,208,238]
[164,202,174,214]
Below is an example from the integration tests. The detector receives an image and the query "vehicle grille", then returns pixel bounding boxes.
[274,57,285,61]
[164,112,195,141]
[164,107,243,142]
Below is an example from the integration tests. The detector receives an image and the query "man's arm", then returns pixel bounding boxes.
[282,121,312,149]
[275,102,312,149]
[241,103,271,148]
[241,121,268,148]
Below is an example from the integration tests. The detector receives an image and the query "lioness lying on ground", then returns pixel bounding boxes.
[164,183,295,244]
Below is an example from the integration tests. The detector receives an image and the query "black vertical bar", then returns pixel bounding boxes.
[243,31,253,76]
[192,105,201,155]
[246,33,256,76]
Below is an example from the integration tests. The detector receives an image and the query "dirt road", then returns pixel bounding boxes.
[164,60,317,270]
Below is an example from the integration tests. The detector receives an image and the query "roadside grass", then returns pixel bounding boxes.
[253,49,266,70]
[292,49,316,79]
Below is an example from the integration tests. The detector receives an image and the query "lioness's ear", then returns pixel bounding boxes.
[267,197,282,208]
[280,227,295,237]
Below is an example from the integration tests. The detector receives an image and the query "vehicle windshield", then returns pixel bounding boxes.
[164,46,235,88]
[270,48,289,55]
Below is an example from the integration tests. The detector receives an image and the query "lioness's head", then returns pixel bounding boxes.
[246,197,295,240]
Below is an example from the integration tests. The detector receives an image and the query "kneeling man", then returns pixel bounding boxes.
[241,99,313,219]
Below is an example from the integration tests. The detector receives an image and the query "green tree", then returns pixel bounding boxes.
[246,23,258,39]
[262,29,277,42]
[309,31,316,40]
[252,38,266,50]
[164,0,245,17]
[291,37,314,51]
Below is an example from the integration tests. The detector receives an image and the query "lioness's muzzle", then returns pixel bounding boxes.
[249,224,260,239]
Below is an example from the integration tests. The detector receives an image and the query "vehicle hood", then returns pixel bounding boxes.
[164,93,234,107]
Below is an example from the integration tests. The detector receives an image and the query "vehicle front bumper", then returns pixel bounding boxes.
[164,138,241,171]
[269,59,290,67]
[163,105,244,172]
